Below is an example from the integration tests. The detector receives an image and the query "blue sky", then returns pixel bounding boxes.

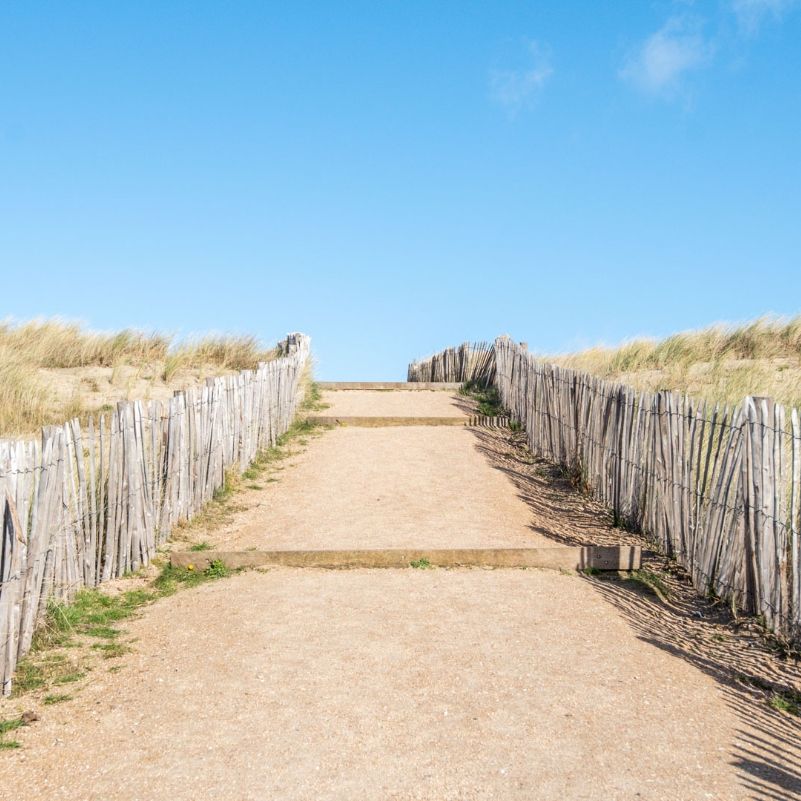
[1,1,799,379]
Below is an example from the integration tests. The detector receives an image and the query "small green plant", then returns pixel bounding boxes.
[410,557,433,569]
[189,541,213,552]
[204,559,229,579]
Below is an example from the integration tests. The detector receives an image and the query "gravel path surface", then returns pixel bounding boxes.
[2,389,797,800]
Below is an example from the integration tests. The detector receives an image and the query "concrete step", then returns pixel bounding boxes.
[171,545,641,572]
[317,381,462,391]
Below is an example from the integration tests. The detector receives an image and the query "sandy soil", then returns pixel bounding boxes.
[320,389,466,417]
[2,390,800,800]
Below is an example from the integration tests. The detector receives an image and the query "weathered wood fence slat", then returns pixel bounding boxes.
[407,341,497,386]
[0,333,310,695]
[489,335,801,643]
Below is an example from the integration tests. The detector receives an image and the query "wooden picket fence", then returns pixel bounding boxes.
[0,333,310,694]
[407,341,496,386]
[493,336,801,643]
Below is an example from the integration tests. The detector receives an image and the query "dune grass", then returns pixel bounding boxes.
[0,318,280,436]
[546,317,801,409]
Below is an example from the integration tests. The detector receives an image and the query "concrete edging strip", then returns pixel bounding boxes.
[170,546,641,571]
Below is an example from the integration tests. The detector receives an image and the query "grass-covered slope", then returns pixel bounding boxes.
[0,319,281,436]
[546,317,801,409]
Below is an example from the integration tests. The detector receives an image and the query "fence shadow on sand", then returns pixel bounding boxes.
[469,424,801,801]
[591,578,801,801]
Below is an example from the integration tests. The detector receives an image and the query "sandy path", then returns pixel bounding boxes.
[320,389,466,417]
[1,569,749,801]
[2,390,797,800]
[208,427,552,550]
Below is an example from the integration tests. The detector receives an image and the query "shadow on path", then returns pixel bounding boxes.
[591,577,801,801]
[469,424,801,801]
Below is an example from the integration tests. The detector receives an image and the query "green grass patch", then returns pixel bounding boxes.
[10,587,158,697]
[152,559,230,594]
[91,641,131,659]
[43,693,72,705]
[410,557,434,570]
[302,381,330,412]
[212,471,237,502]
[52,671,85,685]
[0,718,23,737]
[11,556,238,698]
[84,625,122,639]
[459,380,505,416]
[0,740,21,750]
[770,694,800,715]
[188,541,213,552]
[624,569,671,600]
[10,661,47,694]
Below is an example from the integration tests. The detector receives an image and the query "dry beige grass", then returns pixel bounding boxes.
[546,316,801,410]
[0,319,280,436]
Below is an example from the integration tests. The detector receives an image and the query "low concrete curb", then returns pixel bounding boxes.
[308,415,469,427]
[171,546,641,572]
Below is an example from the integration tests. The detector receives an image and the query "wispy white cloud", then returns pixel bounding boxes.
[731,0,799,34]
[489,41,553,114]
[620,16,713,97]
